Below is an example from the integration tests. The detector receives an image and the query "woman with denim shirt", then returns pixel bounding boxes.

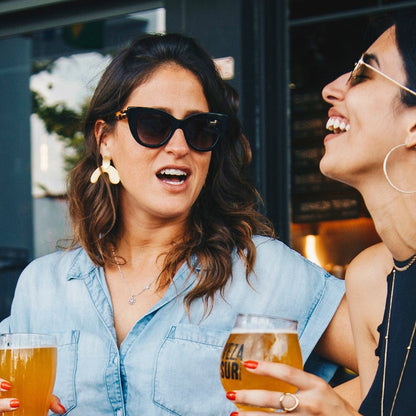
[0,33,355,415]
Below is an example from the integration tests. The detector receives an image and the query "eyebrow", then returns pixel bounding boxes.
[362,53,380,67]
[360,53,416,97]
[153,107,208,117]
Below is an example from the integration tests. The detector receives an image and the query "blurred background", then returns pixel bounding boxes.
[1,0,415,319]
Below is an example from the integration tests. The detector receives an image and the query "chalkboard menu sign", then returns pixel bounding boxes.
[290,90,365,223]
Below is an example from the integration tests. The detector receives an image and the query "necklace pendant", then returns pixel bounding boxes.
[128,295,136,305]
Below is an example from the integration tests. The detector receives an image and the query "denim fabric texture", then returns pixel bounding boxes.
[0,235,345,415]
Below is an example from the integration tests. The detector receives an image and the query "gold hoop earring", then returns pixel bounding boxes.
[383,143,416,194]
[90,155,120,185]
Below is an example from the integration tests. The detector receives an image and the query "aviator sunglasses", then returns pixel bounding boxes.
[349,56,416,97]
[115,107,229,152]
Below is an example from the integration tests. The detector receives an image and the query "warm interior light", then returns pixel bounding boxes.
[305,234,321,266]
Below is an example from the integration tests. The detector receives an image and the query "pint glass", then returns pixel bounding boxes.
[220,314,303,412]
[0,333,57,416]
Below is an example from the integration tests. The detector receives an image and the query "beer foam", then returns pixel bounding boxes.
[230,328,298,334]
[0,344,56,350]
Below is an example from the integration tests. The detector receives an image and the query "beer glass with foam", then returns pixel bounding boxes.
[0,333,57,416]
[220,313,303,412]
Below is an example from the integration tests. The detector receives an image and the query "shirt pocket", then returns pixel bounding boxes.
[50,330,79,415]
[153,324,235,415]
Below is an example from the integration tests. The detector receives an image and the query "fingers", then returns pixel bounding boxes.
[50,395,66,414]
[0,398,20,412]
[0,380,12,392]
[0,381,65,415]
[227,388,283,412]
[244,360,325,391]
[226,361,359,416]
[0,381,19,412]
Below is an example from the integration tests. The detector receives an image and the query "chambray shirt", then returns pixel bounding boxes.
[0,236,345,415]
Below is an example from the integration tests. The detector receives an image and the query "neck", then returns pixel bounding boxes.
[359,181,416,260]
[115,213,188,267]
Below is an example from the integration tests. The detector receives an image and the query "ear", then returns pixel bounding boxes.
[404,108,416,148]
[94,119,112,156]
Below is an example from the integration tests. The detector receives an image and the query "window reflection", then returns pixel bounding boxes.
[30,8,165,256]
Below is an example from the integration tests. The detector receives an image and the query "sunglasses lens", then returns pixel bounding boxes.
[184,114,224,150]
[126,108,227,151]
[350,62,367,86]
[135,111,172,146]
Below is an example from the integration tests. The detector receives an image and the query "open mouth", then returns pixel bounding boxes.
[156,168,189,185]
[326,117,350,134]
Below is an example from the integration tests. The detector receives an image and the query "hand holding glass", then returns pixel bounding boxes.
[220,314,303,412]
[0,334,57,416]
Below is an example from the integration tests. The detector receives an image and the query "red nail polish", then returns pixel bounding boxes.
[226,391,237,401]
[1,381,12,390]
[58,403,67,413]
[230,412,239,416]
[10,399,20,408]
[244,360,258,369]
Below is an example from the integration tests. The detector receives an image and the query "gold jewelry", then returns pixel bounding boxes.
[90,155,120,185]
[383,144,416,194]
[381,255,416,416]
[112,249,160,305]
[393,255,416,272]
[279,392,300,412]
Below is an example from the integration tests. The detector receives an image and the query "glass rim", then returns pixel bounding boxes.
[0,333,57,348]
[235,313,298,325]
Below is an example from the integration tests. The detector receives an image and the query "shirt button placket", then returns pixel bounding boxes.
[106,351,124,415]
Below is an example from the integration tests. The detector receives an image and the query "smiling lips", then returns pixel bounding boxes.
[326,117,350,133]
[156,168,189,185]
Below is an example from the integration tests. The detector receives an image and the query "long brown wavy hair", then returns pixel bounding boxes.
[67,33,275,314]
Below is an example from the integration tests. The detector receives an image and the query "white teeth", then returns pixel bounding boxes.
[157,168,188,185]
[326,117,350,133]
[160,168,187,175]
[164,179,184,185]
[326,119,333,130]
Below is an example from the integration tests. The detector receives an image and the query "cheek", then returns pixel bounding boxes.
[112,142,154,181]
[199,155,212,183]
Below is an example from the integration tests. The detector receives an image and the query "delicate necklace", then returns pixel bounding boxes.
[381,254,416,416]
[112,249,160,306]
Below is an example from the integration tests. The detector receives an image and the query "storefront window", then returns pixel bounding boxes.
[30,8,165,256]
[289,13,381,277]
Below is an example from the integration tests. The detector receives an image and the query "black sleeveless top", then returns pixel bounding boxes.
[359,257,416,415]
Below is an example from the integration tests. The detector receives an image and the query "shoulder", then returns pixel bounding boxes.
[19,247,94,285]
[345,242,391,378]
[248,236,344,307]
[253,235,310,261]
[345,242,393,293]
[252,235,336,280]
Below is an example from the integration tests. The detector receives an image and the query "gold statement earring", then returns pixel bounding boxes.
[90,155,120,185]
[383,143,416,194]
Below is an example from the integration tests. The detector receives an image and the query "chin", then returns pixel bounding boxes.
[319,157,333,178]
[319,157,348,184]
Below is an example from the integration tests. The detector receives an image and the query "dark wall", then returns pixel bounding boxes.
[165,0,243,107]
[0,37,33,256]
[165,0,291,242]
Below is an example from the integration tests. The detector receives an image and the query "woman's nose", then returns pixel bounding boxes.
[164,128,190,155]
[321,72,350,104]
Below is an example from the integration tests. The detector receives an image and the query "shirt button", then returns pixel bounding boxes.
[116,410,122,416]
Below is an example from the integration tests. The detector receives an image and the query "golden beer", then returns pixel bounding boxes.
[220,315,303,412]
[0,335,57,416]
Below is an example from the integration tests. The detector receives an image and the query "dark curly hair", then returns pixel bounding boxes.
[367,8,416,107]
[67,33,275,313]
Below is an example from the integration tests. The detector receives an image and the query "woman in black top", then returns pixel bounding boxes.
[225,9,416,416]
